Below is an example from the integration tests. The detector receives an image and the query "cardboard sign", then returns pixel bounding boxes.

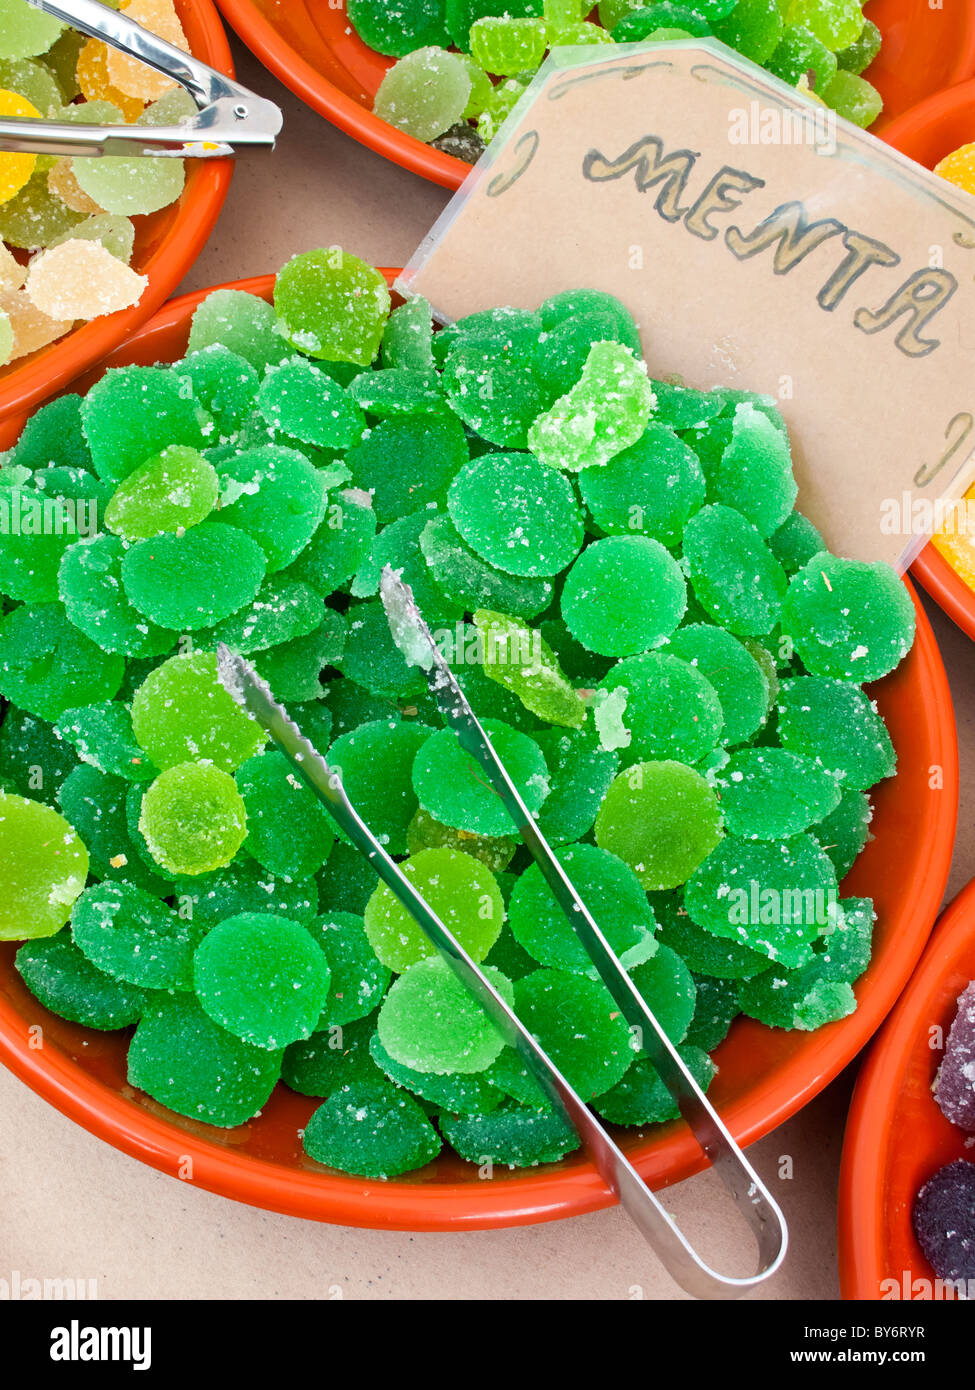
[401,40,975,571]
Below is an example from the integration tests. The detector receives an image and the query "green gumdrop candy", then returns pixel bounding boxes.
[375,47,472,141]
[562,535,686,657]
[738,953,857,1030]
[776,675,895,790]
[767,23,838,88]
[528,341,656,471]
[347,367,443,419]
[0,166,83,249]
[579,421,706,549]
[413,719,549,836]
[594,1045,715,1125]
[684,973,740,1050]
[58,764,169,896]
[328,719,433,856]
[654,894,768,978]
[58,535,176,659]
[187,289,290,372]
[257,357,366,449]
[253,612,346,702]
[0,1,64,59]
[370,1032,502,1114]
[281,1015,383,1097]
[612,3,712,39]
[808,786,871,879]
[340,599,427,700]
[446,0,544,47]
[0,790,88,939]
[470,15,547,74]
[627,941,698,1041]
[534,725,618,846]
[835,17,881,74]
[174,347,259,441]
[682,504,788,636]
[235,750,334,880]
[216,445,327,573]
[194,911,331,1050]
[781,551,915,682]
[509,843,657,973]
[474,608,586,728]
[121,521,266,631]
[73,139,185,216]
[714,747,840,840]
[440,1102,581,1167]
[0,485,86,604]
[127,993,282,1126]
[49,212,136,262]
[16,930,145,1029]
[284,489,375,595]
[538,287,640,349]
[274,248,391,366]
[711,402,797,536]
[595,760,723,890]
[421,515,553,620]
[442,336,548,448]
[56,701,157,783]
[712,0,784,61]
[664,624,769,745]
[768,510,824,574]
[598,650,723,765]
[381,294,435,371]
[814,895,874,982]
[406,806,517,873]
[9,393,89,471]
[104,446,219,541]
[139,761,248,876]
[303,1080,442,1176]
[71,880,203,991]
[684,832,839,968]
[175,855,318,927]
[307,912,390,1027]
[378,955,513,1074]
[210,576,322,655]
[0,707,80,805]
[80,365,210,485]
[534,308,636,398]
[345,412,468,524]
[316,838,378,914]
[348,0,449,54]
[448,451,584,578]
[0,602,124,722]
[516,968,634,1097]
[364,845,503,972]
[131,651,265,773]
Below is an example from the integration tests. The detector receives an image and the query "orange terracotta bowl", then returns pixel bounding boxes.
[0,0,235,425]
[0,273,960,1230]
[214,0,975,191]
[880,80,975,642]
[838,880,975,1300]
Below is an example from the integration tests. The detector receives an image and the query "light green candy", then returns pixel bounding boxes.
[0,791,88,940]
[105,447,219,540]
[528,341,656,471]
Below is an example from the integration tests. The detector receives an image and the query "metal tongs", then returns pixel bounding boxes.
[215,570,788,1299]
[0,0,281,158]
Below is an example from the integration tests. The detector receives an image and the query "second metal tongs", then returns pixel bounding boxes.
[0,0,282,158]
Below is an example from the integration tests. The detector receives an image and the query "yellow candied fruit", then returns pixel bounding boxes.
[934,142,975,196]
[932,482,975,591]
[0,90,39,206]
[77,38,145,122]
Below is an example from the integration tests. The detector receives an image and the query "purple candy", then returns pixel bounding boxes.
[912,1159,975,1283]
[934,981,975,1131]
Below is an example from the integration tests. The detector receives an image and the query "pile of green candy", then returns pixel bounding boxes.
[0,245,914,1179]
[360,0,884,162]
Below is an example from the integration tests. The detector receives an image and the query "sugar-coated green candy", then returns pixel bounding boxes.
[538,288,640,351]
[820,67,883,126]
[767,23,838,88]
[10,394,89,471]
[316,838,379,915]
[121,522,266,632]
[140,762,247,877]
[470,15,547,74]
[16,931,145,1030]
[738,949,857,1030]
[49,211,136,262]
[449,451,584,578]
[56,702,157,783]
[599,651,723,765]
[252,611,346,702]
[534,310,632,398]
[216,445,327,573]
[628,942,697,1043]
[435,304,541,366]
[595,761,724,891]
[711,403,797,537]
[283,490,375,596]
[59,535,176,659]
[378,955,513,1074]
[0,167,83,249]
[714,747,840,840]
[210,577,322,655]
[375,46,471,141]
[194,911,331,1050]
[0,707,79,805]
[682,504,788,636]
[0,602,124,722]
[345,412,468,523]
[0,56,61,111]
[813,895,874,982]
[347,367,444,419]
[712,0,784,60]
[340,599,427,699]
[257,357,366,449]
[446,0,543,47]
[281,1014,383,1096]
[654,895,768,978]
[483,923,538,982]
[781,552,914,683]
[130,651,265,774]
[442,337,549,449]
[808,786,872,880]
[579,422,706,549]
[835,17,881,74]
[104,447,220,541]
[381,295,435,371]
[685,832,839,968]
[329,719,433,856]
[274,248,391,366]
[420,515,553,619]
[529,341,655,472]
[73,140,185,217]
[187,289,290,372]
[370,1033,503,1115]
[406,807,517,873]
[128,992,282,1126]
[348,0,449,55]
[364,845,503,972]
[71,880,203,991]
[0,790,88,940]
[593,1045,715,1126]
[562,535,686,657]
[173,856,318,927]
[80,366,210,484]
[305,912,390,1027]
[768,510,824,575]
[650,380,723,432]
[509,843,657,974]
[781,0,862,49]
[303,1079,442,1176]
[483,1046,548,1108]
[685,973,740,1051]
[352,510,456,623]
[448,639,546,731]
[235,750,334,880]
[664,624,769,746]
[474,608,586,728]
[516,968,634,1098]
[413,719,549,836]
[441,1101,580,1167]
[58,765,169,896]
[534,725,618,847]
[0,485,86,604]
[776,675,895,789]
[125,782,178,883]
[612,2,711,38]
[174,348,259,441]
[31,466,111,512]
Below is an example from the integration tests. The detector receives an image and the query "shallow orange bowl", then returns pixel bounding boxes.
[214,0,975,191]
[0,273,960,1229]
[0,0,234,425]
[838,880,975,1300]
[881,80,975,642]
